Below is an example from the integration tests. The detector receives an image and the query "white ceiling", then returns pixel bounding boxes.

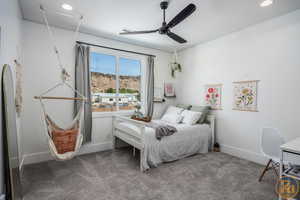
[19,0,300,52]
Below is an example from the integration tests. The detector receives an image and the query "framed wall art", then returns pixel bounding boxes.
[154,86,165,102]
[164,82,176,97]
[204,84,222,110]
[233,80,259,112]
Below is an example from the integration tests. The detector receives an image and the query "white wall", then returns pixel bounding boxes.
[21,20,173,164]
[176,10,300,165]
[0,0,23,197]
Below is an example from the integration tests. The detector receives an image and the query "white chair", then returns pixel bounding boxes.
[259,127,285,182]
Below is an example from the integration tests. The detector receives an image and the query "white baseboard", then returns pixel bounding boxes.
[79,141,113,155]
[23,141,113,165]
[22,142,266,166]
[220,144,268,165]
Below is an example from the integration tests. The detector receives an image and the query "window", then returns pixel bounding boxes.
[118,57,141,111]
[90,50,145,113]
[90,52,117,112]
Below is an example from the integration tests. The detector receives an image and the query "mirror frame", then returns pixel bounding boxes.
[2,64,22,200]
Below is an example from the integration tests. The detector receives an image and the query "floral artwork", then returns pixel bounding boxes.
[164,83,176,97]
[204,84,222,110]
[233,80,259,112]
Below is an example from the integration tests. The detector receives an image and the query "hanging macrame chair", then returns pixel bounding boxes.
[34,5,86,161]
[40,99,84,161]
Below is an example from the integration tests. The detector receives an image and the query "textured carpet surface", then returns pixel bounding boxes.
[22,148,277,200]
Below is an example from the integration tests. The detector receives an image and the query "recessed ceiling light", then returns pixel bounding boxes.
[260,0,273,7]
[62,3,73,11]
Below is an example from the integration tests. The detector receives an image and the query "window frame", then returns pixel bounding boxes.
[90,47,147,118]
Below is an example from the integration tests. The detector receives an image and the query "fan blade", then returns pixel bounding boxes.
[167,4,196,29]
[120,29,158,35]
[167,32,187,43]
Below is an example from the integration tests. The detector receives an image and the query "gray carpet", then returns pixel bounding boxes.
[22,148,277,200]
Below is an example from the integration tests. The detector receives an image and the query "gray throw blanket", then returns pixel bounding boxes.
[149,123,177,140]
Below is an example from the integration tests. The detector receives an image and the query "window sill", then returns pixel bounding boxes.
[92,110,134,119]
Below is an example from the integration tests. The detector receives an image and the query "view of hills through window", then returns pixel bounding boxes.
[90,52,141,112]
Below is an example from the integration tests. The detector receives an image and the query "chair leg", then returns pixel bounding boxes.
[259,159,272,182]
[271,161,279,177]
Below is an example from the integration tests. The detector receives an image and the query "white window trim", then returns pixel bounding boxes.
[90,47,147,117]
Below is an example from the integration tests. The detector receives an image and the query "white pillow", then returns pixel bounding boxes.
[161,113,183,124]
[181,110,202,125]
[161,106,184,124]
[165,106,184,115]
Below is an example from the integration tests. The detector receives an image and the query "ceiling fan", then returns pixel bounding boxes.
[120,1,196,44]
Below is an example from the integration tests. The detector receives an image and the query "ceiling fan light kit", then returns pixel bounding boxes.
[120,1,196,44]
[260,0,273,7]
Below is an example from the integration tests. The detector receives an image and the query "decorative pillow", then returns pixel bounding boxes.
[165,106,184,115]
[181,110,203,125]
[161,113,183,124]
[190,106,211,124]
[161,106,184,124]
[176,104,192,110]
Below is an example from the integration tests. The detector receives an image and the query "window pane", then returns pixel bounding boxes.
[90,52,117,112]
[118,57,141,111]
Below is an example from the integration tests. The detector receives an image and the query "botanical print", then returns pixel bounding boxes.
[205,84,222,110]
[164,83,176,97]
[233,80,259,112]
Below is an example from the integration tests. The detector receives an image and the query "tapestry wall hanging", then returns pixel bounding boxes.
[233,80,259,112]
[204,84,222,110]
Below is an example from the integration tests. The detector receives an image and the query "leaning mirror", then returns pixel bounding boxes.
[2,64,22,200]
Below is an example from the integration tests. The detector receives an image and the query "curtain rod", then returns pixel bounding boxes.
[76,41,156,58]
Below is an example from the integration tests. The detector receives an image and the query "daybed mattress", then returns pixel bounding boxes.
[115,120,211,170]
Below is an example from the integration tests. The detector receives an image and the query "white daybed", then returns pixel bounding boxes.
[112,114,215,172]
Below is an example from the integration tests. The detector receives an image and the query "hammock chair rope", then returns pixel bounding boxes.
[36,4,86,161]
[39,5,84,83]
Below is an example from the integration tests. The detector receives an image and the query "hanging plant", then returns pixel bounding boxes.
[171,62,182,78]
[170,50,182,78]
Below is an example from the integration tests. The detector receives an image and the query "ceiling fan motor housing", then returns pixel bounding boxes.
[160,1,169,34]
[160,1,169,10]
[159,24,169,34]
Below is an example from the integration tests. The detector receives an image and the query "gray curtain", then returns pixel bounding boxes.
[74,44,92,143]
[145,56,155,118]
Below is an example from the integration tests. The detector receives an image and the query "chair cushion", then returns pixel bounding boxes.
[51,129,78,154]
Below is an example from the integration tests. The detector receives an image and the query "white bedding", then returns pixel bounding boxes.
[116,120,211,170]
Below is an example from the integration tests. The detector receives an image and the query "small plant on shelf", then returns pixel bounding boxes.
[132,103,143,118]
